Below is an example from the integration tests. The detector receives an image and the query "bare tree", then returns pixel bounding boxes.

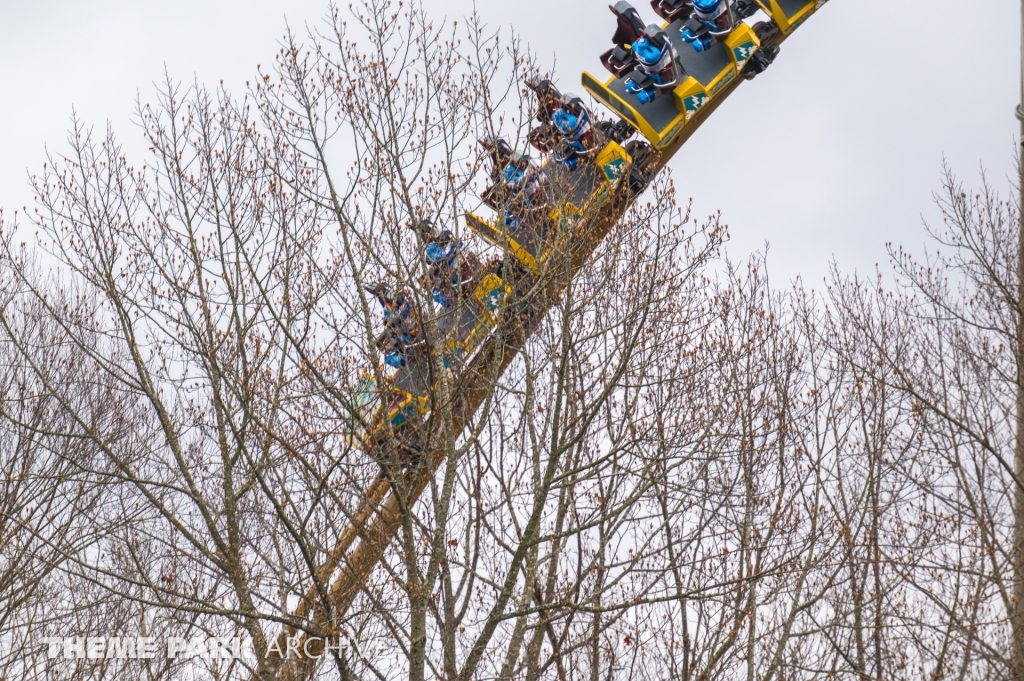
[0,2,722,679]
[4,0,1024,679]
[823,165,1022,679]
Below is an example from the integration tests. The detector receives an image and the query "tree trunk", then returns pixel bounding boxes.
[1014,18,1024,669]
[1014,160,1024,681]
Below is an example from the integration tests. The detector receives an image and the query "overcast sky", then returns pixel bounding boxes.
[1,0,1019,286]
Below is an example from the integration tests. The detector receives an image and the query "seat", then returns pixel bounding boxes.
[600,45,638,77]
[611,1,646,44]
[650,0,692,22]
[601,2,646,76]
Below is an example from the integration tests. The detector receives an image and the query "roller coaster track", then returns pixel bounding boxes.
[266,5,828,678]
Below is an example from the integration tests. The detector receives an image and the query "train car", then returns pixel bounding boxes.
[582,0,826,149]
[351,269,508,447]
[466,139,636,273]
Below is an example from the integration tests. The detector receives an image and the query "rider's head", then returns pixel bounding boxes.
[393,289,413,313]
[632,35,666,67]
[692,0,725,12]
[553,110,578,136]
[425,241,456,266]
[502,164,526,186]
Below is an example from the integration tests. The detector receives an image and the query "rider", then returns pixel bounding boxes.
[528,80,633,167]
[551,94,598,170]
[365,283,421,368]
[410,219,478,307]
[479,137,543,227]
[526,79,565,153]
[680,0,735,52]
[624,26,683,104]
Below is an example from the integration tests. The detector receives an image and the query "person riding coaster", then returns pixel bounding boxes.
[625,26,683,104]
[680,0,735,52]
[365,283,423,369]
[409,219,480,307]
[526,79,567,153]
[600,2,685,105]
[680,0,763,52]
[479,136,545,228]
[551,94,599,170]
[527,79,635,167]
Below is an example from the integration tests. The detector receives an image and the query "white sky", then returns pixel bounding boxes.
[1,0,1019,286]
